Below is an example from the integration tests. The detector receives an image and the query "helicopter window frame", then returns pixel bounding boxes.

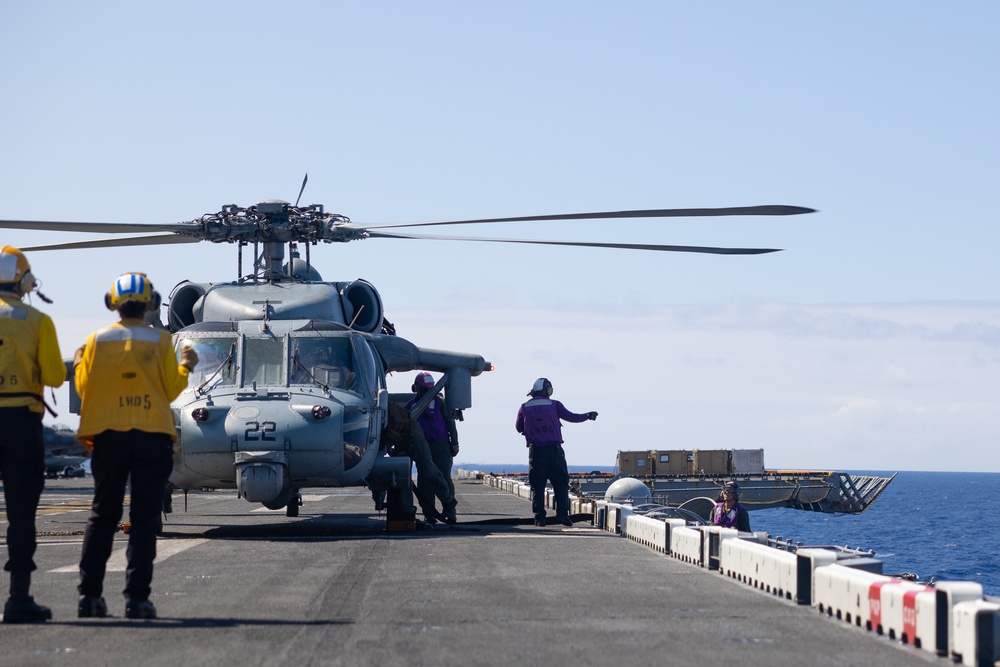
[243,336,285,387]
[174,333,239,390]
[351,334,382,399]
[287,332,359,393]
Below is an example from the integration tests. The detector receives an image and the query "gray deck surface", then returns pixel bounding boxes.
[0,477,942,666]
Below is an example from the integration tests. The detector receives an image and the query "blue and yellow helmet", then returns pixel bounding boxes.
[105,272,161,311]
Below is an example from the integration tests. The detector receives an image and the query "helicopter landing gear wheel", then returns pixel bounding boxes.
[286,490,302,517]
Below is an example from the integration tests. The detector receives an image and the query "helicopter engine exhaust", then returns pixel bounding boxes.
[167,282,206,330]
[339,280,383,333]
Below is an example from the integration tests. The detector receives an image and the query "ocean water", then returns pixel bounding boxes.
[465,466,1000,597]
[753,471,1000,598]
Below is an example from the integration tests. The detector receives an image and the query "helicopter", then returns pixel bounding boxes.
[0,191,814,518]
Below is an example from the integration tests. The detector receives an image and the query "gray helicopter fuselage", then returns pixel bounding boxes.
[164,278,490,511]
[169,318,384,506]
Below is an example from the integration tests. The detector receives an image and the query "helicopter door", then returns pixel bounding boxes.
[244,337,283,386]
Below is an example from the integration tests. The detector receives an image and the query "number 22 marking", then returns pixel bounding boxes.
[244,420,277,442]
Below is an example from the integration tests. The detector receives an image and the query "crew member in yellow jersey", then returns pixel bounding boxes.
[75,273,197,620]
[0,247,64,624]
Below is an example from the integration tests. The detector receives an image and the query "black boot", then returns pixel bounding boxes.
[125,598,157,620]
[3,572,51,624]
[442,501,458,524]
[78,595,108,618]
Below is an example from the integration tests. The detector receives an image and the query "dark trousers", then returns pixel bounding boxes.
[0,407,45,573]
[528,444,570,520]
[78,430,173,601]
[427,440,456,507]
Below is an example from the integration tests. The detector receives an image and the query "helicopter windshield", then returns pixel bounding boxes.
[177,336,237,389]
[289,335,356,391]
[244,337,284,386]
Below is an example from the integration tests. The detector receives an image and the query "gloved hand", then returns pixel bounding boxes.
[73,345,86,370]
[587,411,598,421]
[450,442,460,457]
[179,345,199,372]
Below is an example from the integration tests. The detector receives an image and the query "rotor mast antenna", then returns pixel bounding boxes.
[293,173,311,279]
[294,173,308,207]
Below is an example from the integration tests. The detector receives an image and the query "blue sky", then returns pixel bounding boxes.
[2,3,998,471]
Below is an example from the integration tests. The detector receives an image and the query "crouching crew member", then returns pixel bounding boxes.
[382,401,456,525]
[515,378,597,527]
[75,273,197,620]
[0,247,64,624]
[406,372,459,524]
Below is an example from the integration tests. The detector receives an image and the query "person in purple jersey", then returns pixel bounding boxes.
[711,481,751,532]
[515,378,597,527]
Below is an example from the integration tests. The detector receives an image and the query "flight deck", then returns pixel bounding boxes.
[0,477,971,667]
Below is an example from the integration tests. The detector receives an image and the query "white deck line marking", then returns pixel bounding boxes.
[251,494,331,511]
[48,538,208,573]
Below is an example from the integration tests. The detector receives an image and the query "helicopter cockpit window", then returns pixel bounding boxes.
[244,337,283,387]
[178,336,237,389]
[352,335,381,396]
[289,336,356,391]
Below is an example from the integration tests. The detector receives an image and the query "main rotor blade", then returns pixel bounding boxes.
[0,219,194,234]
[365,230,780,255]
[18,235,202,252]
[360,205,815,230]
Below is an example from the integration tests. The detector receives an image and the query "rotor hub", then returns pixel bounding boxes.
[195,201,357,245]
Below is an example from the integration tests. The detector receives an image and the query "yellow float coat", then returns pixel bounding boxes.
[0,293,65,413]
[75,318,190,447]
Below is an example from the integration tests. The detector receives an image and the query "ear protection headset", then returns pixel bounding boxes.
[529,377,553,397]
[105,272,162,312]
[0,246,37,296]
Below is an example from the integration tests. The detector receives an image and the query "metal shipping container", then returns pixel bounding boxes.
[617,450,651,476]
[651,450,692,475]
[692,449,730,475]
[731,448,765,474]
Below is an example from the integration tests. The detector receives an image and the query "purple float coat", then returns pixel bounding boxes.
[405,395,456,444]
[515,397,589,446]
[711,501,751,532]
